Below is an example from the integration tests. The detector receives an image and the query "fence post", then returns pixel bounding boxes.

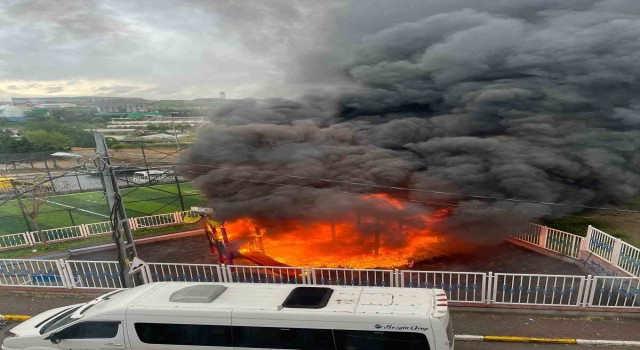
[304,267,312,285]
[583,225,593,252]
[173,212,182,224]
[27,232,38,246]
[24,231,34,246]
[610,238,623,265]
[539,226,549,249]
[581,275,594,308]
[393,269,399,288]
[57,259,74,289]
[140,264,152,284]
[79,224,90,237]
[488,272,496,304]
[223,264,233,283]
[481,273,489,304]
[129,218,139,231]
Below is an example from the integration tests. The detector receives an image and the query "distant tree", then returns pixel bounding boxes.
[105,137,118,147]
[12,178,52,243]
[70,130,96,147]
[24,109,49,120]
[0,130,32,153]
[23,130,72,151]
[24,121,95,147]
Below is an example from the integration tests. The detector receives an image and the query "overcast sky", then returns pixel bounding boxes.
[2,0,636,101]
[0,0,343,100]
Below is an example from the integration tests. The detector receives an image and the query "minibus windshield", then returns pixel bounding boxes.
[39,305,82,334]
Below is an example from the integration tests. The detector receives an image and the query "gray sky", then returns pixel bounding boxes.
[2,0,637,102]
[0,0,341,99]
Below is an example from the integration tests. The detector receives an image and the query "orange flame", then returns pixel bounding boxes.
[220,194,460,269]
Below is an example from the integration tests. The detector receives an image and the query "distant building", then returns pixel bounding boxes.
[0,105,27,122]
[4,116,26,122]
[33,103,77,108]
[96,104,148,113]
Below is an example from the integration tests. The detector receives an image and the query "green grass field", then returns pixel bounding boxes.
[0,183,206,234]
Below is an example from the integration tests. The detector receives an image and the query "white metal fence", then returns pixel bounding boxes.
[0,211,193,250]
[546,228,582,258]
[492,273,586,307]
[511,223,640,278]
[145,262,224,283]
[587,226,617,262]
[1,258,637,310]
[227,265,309,285]
[512,223,541,245]
[310,268,393,287]
[400,271,487,303]
[0,259,68,288]
[618,241,640,277]
[586,276,640,308]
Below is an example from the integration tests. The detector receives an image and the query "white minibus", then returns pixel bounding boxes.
[131,170,171,184]
[2,282,454,350]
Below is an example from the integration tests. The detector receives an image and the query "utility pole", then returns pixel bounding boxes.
[169,112,181,155]
[173,168,185,211]
[94,132,138,288]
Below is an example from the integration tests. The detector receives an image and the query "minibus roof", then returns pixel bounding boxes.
[85,282,438,318]
[133,170,167,175]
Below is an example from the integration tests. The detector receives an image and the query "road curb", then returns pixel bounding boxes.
[0,315,31,321]
[455,334,640,346]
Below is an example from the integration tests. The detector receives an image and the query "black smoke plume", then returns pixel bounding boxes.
[180,1,640,243]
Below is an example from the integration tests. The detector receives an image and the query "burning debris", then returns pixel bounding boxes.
[179,2,640,267]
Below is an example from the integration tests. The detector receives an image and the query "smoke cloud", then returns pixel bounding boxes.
[180,1,640,243]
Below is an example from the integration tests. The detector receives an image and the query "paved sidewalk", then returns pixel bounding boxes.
[1,290,638,350]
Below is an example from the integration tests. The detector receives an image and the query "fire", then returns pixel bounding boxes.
[218,194,463,269]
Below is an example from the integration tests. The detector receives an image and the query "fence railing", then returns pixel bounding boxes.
[545,228,582,258]
[492,273,586,307]
[134,212,181,229]
[512,223,541,245]
[1,258,637,310]
[227,265,309,285]
[586,276,640,308]
[0,259,68,288]
[511,223,640,278]
[399,271,487,303]
[587,226,617,262]
[0,211,193,251]
[145,262,224,283]
[618,241,640,277]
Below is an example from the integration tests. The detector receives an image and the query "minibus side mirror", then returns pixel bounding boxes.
[46,333,62,344]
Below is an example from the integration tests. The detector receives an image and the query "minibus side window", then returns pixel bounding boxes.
[59,322,120,339]
[333,330,430,350]
[135,323,232,347]
[233,326,334,349]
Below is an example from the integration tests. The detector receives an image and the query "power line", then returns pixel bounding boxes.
[177,163,640,214]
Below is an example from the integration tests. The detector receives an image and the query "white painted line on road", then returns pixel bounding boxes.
[456,335,640,346]
[455,335,483,341]
[577,339,640,347]
[44,199,109,218]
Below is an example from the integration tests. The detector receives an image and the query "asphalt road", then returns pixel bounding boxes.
[1,290,638,350]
